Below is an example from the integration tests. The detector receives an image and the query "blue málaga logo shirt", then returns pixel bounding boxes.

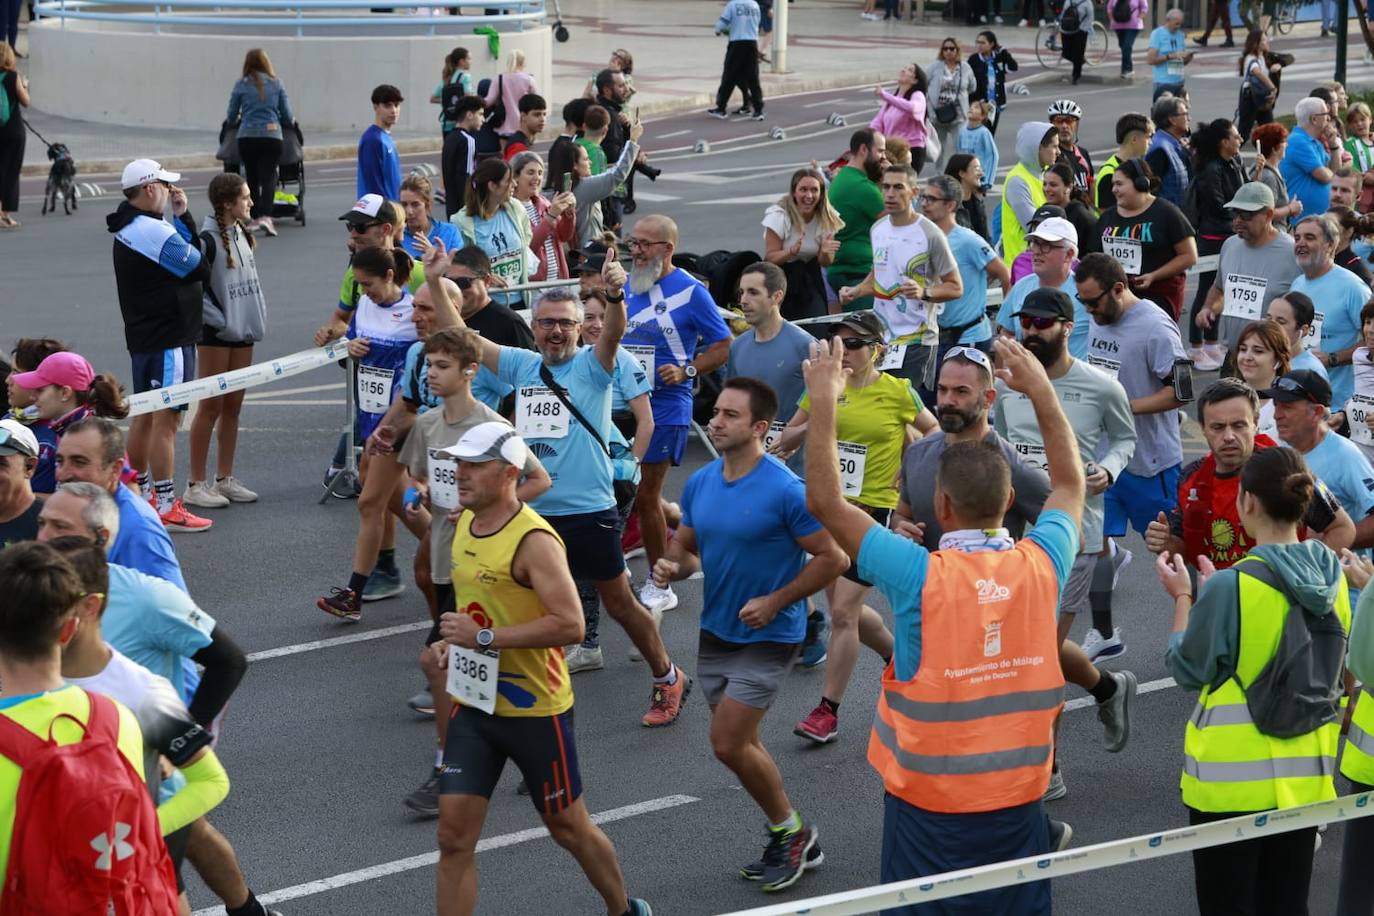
[623,269,731,426]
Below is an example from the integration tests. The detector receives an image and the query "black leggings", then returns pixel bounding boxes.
[0,128,23,212]
[1062,30,1088,84]
[1189,807,1316,916]
[237,136,283,220]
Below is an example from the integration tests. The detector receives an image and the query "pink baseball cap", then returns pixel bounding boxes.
[12,352,95,391]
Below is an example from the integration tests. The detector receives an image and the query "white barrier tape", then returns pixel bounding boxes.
[124,340,351,417]
[717,790,1374,916]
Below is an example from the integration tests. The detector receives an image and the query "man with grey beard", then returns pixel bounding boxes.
[621,215,733,615]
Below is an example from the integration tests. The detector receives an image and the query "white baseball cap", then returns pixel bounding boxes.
[340,193,390,225]
[0,419,40,459]
[1027,216,1078,247]
[436,422,528,467]
[120,158,181,191]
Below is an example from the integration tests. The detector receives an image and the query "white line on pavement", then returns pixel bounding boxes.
[244,382,344,400]
[242,399,346,407]
[190,794,702,915]
[1064,675,1178,712]
[245,622,432,662]
[688,192,786,206]
[629,191,681,202]
[658,129,691,138]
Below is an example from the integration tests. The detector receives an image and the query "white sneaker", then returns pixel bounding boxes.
[183,480,230,509]
[1204,342,1227,364]
[639,581,679,614]
[1081,626,1126,662]
[1043,769,1067,801]
[566,645,604,673]
[260,216,278,238]
[215,476,258,503]
[994,14,1004,22]
[1017,17,1029,25]
[1110,544,1132,589]
[629,602,663,662]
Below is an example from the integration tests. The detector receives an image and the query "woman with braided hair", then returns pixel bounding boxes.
[185,173,267,509]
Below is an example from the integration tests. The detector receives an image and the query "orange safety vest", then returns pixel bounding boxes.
[868,542,1066,814]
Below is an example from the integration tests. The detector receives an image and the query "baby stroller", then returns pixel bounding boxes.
[217,120,307,227]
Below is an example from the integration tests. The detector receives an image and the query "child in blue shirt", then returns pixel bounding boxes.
[957,102,998,192]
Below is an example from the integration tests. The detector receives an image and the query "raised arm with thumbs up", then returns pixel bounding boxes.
[1144,509,1183,556]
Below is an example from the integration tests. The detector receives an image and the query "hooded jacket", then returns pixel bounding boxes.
[107,201,210,353]
[1000,121,1052,263]
[1166,541,1344,692]
[199,215,267,345]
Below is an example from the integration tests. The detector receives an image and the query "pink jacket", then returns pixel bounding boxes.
[524,193,576,281]
[485,70,539,136]
[870,90,928,148]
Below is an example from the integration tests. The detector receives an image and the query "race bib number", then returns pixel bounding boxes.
[1350,395,1374,447]
[1167,59,1185,79]
[625,345,656,386]
[1103,236,1142,274]
[838,440,868,498]
[1222,273,1267,321]
[356,364,392,414]
[427,448,459,510]
[515,386,569,439]
[877,343,908,372]
[764,420,786,451]
[1012,441,1048,472]
[1303,311,1326,350]
[490,249,523,284]
[446,644,500,714]
[1087,354,1121,379]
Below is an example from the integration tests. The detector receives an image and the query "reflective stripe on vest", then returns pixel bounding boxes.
[884,685,1064,724]
[1341,689,1374,785]
[872,714,1052,775]
[1180,556,1348,813]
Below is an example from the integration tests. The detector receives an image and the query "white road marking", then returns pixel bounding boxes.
[1064,675,1178,712]
[245,622,432,662]
[629,191,681,202]
[687,192,786,205]
[242,399,346,406]
[657,171,737,184]
[804,98,858,108]
[657,129,691,138]
[244,382,344,400]
[190,795,701,915]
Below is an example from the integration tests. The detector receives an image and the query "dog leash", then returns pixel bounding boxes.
[22,118,56,149]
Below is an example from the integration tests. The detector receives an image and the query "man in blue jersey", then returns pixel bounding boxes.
[358,85,404,201]
[623,215,733,614]
[653,377,846,891]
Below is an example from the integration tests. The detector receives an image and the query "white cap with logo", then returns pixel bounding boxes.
[120,158,181,191]
[436,421,528,468]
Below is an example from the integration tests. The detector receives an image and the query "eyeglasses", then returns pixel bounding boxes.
[534,318,581,331]
[448,275,479,290]
[347,222,381,234]
[626,238,669,251]
[941,45,957,52]
[1028,239,1068,253]
[945,345,993,372]
[1018,315,1062,330]
[1078,287,1113,309]
[836,337,878,351]
[917,194,950,205]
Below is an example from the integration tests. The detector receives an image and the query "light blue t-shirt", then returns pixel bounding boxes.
[611,346,652,414]
[623,268,732,426]
[995,273,1089,359]
[725,322,815,423]
[856,509,1078,681]
[401,218,463,260]
[497,346,615,516]
[681,455,822,644]
[1301,430,1374,525]
[110,483,187,593]
[1148,26,1186,87]
[1290,265,1371,409]
[1280,127,1333,223]
[716,0,761,41]
[473,209,526,308]
[104,564,216,698]
[1291,347,1331,382]
[943,226,998,343]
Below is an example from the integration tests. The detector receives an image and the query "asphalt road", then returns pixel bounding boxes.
[6,39,1372,915]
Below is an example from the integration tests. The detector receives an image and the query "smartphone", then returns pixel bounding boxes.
[562,173,572,193]
[1172,358,1195,402]
[634,106,640,122]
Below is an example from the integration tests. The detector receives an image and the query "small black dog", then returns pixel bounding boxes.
[41,143,77,216]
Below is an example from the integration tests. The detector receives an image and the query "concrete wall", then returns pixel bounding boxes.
[28,19,551,133]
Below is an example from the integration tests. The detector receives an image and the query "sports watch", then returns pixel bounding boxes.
[476,628,495,648]
[684,365,698,379]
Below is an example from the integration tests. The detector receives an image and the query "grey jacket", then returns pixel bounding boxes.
[573,140,639,248]
[199,216,267,344]
[926,60,976,123]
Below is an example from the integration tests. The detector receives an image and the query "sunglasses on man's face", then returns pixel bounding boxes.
[448,275,479,290]
[347,221,382,235]
[1019,315,1062,331]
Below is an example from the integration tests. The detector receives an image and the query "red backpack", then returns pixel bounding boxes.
[0,689,179,916]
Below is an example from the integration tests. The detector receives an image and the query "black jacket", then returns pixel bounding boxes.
[598,94,628,167]
[1193,156,1248,237]
[441,128,477,220]
[106,201,210,352]
[969,48,1018,109]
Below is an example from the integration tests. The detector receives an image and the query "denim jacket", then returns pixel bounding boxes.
[227,74,294,139]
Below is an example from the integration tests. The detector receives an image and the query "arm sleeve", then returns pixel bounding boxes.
[1144,147,1169,178]
[226,85,243,123]
[983,133,999,183]
[157,751,230,836]
[158,228,204,279]
[926,225,958,280]
[187,626,249,727]
[1011,460,1050,524]
[278,84,295,125]
[1349,584,1374,684]
[783,477,824,539]
[1024,509,1079,588]
[879,90,915,114]
[1166,569,1242,691]
[857,524,930,614]
[1303,480,1341,533]
[1097,380,1138,482]
[1005,175,1037,226]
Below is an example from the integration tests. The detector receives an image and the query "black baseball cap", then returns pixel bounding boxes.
[831,311,886,341]
[1028,204,1067,228]
[575,241,610,274]
[1259,369,1332,407]
[1014,287,1076,321]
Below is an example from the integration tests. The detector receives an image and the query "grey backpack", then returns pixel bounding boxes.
[1233,560,1347,740]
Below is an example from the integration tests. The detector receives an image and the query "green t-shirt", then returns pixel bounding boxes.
[338,260,427,312]
[575,137,609,176]
[800,372,922,509]
[829,166,885,276]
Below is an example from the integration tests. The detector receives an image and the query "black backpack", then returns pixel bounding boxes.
[1058,0,1081,33]
[1111,0,1133,23]
[1230,560,1347,740]
[440,81,468,125]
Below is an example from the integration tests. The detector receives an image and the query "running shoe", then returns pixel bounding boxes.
[216,476,259,503]
[260,216,279,237]
[160,499,213,532]
[750,112,767,121]
[642,671,691,727]
[1042,768,1067,802]
[402,769,441,818]
[731,105,751,116]
[322,466,361,499]
[799,612,829,668]
[1081,626,1126,662]
[794,702,838,744]
[754,823,818,892]
[626,899,653,916]
[640,581,679,613]
[622,514,645,560]
[317,587,361,622]
[362,568,406,603]
[706,108,729,119]
[1097,669,1137,753]
[566,645,605,673]
[742,836,824,880]
[407,689,435,717]
[1048,819,1074,851]
[182,481,230,509]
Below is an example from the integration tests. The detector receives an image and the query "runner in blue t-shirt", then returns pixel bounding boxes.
[653,377,846,892]
[622,216,733,615]
[421,244,693,729]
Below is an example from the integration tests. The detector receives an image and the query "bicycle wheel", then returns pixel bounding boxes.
[1036,24,1065,68]
[1086,21,1109,66]
[1275,1,1296,34]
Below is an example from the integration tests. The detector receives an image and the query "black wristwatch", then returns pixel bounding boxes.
[684,365,698,379]
[476,628,495,649]
[1328,352,1340,368]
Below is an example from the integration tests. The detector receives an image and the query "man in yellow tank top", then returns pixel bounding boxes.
[431,422,652,916]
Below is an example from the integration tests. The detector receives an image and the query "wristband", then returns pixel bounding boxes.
[605,292,625,303]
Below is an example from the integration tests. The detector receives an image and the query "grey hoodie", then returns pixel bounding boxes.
[1005,121,1053,227]
[1166,542,1345,692]
[199,215,267,345]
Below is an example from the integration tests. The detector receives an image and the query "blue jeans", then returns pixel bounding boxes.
[1115,28,1138,73]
